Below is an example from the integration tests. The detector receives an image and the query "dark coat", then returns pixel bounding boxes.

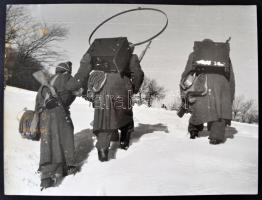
[181,53,235,125]
[69,53,144,133]
[93,54,144,132]
[35,72,76,177]
[92,72,133,132]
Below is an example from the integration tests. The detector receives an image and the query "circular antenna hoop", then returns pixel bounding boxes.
[88,7,168,46]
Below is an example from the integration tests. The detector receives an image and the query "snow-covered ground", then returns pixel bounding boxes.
[4,86,258,195]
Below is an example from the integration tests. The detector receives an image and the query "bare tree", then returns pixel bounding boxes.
[5,5,31,45]
[170,96,182,111]
[5,5,68,63]
[5,5,30,87]
[245,108,258,124]
[232,95,258,124]
[137,76,150,105]
[240,99,254,122]
[134,76,166,107]
[144,78,166,107]
[4,5,69,88]
[232,95,244,120]
[15,23,68,63]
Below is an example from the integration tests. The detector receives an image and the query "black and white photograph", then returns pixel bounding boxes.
[2,2,259,196]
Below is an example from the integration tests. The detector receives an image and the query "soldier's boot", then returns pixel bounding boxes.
[67,165,79,175]
[120,130,131,150]
[189,131,199,139]
[120,141,129,150]
[98,149,109,162]
[209,138,223,145]
[40,177,56,191]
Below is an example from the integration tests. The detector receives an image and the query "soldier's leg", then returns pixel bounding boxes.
[188,122,203,139]
[110,130,120,142]
[95,131,112,150]
[209,119,226,144]
[207,122,212,131]
[95,131,114,161]
[119,121,134,150]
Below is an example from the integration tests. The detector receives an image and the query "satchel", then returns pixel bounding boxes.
[18,110,41,141]
[86,70,107,102]
[180,73,208,96]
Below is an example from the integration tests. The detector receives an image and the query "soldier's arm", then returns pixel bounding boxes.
[181,52,194,81]
[129,54,144,94]
[180,52,194,95]
[65,52,93,93]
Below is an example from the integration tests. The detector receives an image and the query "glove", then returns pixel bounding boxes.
[82,94,89,101]
[82,90,94,102]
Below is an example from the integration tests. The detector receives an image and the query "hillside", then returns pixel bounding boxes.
[4,86,258,195]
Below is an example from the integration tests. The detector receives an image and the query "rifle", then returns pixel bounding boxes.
[138,40,152,63]
[33,70,57,97]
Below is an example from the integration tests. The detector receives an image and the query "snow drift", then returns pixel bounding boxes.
[4,86,258,195]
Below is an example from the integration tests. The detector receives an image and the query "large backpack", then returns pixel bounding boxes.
[192,39,231,79]
[87,37,132,74]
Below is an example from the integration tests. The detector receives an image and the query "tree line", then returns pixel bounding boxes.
[231,95,258,124]
[169,95,258,124]
[5,5,68,91]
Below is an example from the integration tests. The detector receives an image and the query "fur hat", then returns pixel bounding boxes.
[56,61,72,74]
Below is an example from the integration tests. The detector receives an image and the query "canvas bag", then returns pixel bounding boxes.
[19,109,41,141]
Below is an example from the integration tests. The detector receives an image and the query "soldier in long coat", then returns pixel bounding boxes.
[35,62,79,190]
[67,45,144,161]
[180,39,235,144]
[92,53,143,151]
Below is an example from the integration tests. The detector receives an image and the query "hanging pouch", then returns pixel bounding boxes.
[181,73,208,97]
[86,70,107,102]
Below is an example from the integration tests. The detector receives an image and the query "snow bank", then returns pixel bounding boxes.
[4,86,258,195]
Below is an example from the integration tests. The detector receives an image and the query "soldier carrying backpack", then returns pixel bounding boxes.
[67,37,144,161]
[179,38,235,144]
[65,7,167,160]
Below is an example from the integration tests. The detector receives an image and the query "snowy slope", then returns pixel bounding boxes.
[4,86,258,195]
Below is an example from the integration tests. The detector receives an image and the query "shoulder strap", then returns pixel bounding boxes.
[45,74,71,121]
[47,75,59,97]
[50,74,59,87]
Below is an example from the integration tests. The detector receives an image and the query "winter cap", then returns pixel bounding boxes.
[56,61,72,74]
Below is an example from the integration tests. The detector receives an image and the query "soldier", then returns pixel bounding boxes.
[179,39,235,144]
[67,39,144,161]
[35,61,80,190]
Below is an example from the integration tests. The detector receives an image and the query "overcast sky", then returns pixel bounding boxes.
[20,4,257,105]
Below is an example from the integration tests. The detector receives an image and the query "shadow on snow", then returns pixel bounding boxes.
[109,123,169,159]
[74,129,95,169]
[198,125,238,142]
